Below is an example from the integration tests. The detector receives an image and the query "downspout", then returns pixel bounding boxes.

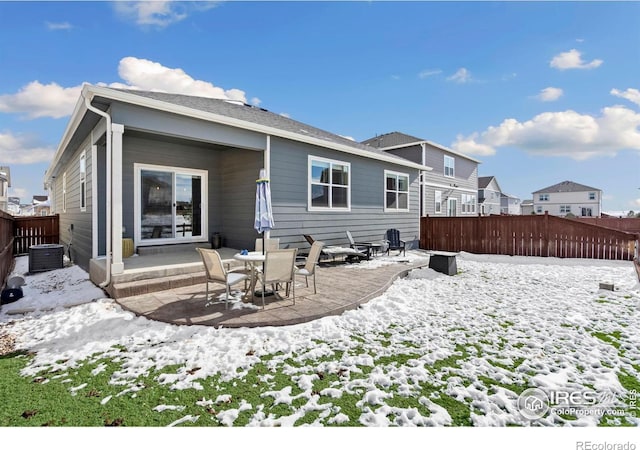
[83,93,112,288]
[264,134,271,239]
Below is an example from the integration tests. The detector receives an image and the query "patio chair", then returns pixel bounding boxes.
[346,231,372,260]
[295,241,324,294]
[303,234,366,263]
[197,248,249,309]
[256,248,297,308]
[384,228,406,256]
[255,237,280,252]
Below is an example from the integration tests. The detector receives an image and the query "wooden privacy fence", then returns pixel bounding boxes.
[0,210,14,288]
[420,214,639,261]
[13,215,60,255]
[571,217,640,234]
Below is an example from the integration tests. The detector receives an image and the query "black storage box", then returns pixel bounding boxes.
[29,244,64,273]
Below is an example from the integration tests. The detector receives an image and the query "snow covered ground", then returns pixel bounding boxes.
[1,252,639,431]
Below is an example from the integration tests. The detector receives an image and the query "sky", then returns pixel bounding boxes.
[0,1,639,213]
[2,251,638,440]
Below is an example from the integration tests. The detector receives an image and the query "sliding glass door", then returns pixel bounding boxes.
[136,164,207,244]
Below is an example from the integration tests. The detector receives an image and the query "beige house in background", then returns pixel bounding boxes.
[0,166,10,213]
[532,180,602,217]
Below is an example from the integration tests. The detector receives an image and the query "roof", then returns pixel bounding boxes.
[45,85,431,181]
[360,131,482,164]
[33,195,48,203]
[478,176,496,189]
[533,180,601,194]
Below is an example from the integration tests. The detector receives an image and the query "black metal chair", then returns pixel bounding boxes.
[384,228,406,256]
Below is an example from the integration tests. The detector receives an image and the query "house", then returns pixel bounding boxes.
[7,197,20,215]
[0,166,10,213]
[520,199,534,215]
[44,85,431,285]
[477,176,502,216]
[532,180,602,217]
[361,132,480,217]
[500,193,521,215]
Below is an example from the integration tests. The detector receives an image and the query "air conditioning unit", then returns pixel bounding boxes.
[29,244,64,273]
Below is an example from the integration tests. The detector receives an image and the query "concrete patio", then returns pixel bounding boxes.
[115,251,431,328]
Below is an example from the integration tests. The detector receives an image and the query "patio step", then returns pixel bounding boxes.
[108,271,207,299]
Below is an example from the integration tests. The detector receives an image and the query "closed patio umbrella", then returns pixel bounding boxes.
[255,168,275,254]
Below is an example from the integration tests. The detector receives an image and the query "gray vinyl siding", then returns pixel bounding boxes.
[120,132,263,250]
[53,137,93,271]
[269,137,420,251]
[387,143,479,217]
[111,103,266,152]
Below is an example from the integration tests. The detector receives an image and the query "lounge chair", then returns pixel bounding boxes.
[197,248,249,309]
[256,248,298,308]
[346,231,374,260]
[295,241,324,294]
[303,234,366,262]
[384,228,406,256]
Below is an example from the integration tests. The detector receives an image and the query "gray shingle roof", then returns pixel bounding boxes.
[110,88,403,162]
[533,180,601,194]
[478,176,495,189]
[361,131,423,148]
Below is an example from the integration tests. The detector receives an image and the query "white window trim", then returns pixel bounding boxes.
[307,155,351,212]
[539,194,549,201]
[79,150,87,212]
[434,190,442,214]
[384,170,410,212]
[461,193,477,214]
[444,155,455,178]
[133,163,208,246]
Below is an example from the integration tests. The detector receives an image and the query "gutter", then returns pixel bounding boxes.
[83,91,113,288]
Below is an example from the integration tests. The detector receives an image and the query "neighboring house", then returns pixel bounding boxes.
[520,199,534,215]
[532,180,602,217]
[44,85,431,283]
[32,195,51,216]
[7,196,20,215]
[361,132,480,217]
[0,166,10,213]
[500,193,521,215]
[477,176,502,216]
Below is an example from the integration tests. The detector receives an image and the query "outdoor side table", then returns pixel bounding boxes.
[428,251,459,276]
[233,251,266,299]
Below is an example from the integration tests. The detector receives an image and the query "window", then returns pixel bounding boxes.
[434,190,442,214]
[62,172,67,213]
[536,206,543,213]
[539,194,549,201]
[308,156,350,210]
[444,155,455,178]
[560,205,571,214]
[581,207,593,217]
[79,151,86,211]
[589,192,596,200]
[384,171,409,211]
[461,194,476,214]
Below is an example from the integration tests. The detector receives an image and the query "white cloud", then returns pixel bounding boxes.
[611,88,640,107]
[452,105,640,160]
[0,131,56,164]
[0,81,82,119]
[113,1,219,29]
[418,69,442,79]
[250,97,261,107]
[9,187,29,199]
[447,68,472,84]
[550,49,602,70]
[633,198,640,207]
[115,56,247,102]
[0,57,251,119]
[46,22,72,31]
[536,87,564,102]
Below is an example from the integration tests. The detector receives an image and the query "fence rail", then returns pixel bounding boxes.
[571,217,640,234]
[13,215,60,255]
[420,214,638,261]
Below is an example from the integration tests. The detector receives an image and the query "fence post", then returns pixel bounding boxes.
[543,212,549,257]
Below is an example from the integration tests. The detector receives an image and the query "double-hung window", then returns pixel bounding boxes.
[560,205,571,214]
[539,194,549,201]
[308,156,350,210]
[461,194,476,214]
[588,192,596,200]
[384,171,409,211]
[444,155,455,178]
[79,151,87,211]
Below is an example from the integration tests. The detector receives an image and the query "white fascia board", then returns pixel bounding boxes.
[44,84,91,182]
[379,140,482,164]
[85,85,432,172]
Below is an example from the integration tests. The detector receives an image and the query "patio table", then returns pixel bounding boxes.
[233,251,266,300]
